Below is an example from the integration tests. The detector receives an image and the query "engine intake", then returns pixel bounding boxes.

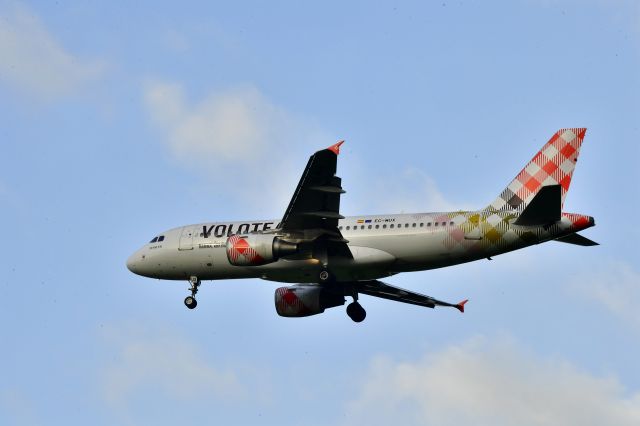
[275,285,345,317]
[226,234,298,266]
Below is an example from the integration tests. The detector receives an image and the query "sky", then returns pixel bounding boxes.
[1,0,639,424]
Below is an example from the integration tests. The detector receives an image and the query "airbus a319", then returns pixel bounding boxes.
[127,128,597,322]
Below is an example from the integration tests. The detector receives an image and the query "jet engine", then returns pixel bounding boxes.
[274,285,345,317]
[226,234,299,266]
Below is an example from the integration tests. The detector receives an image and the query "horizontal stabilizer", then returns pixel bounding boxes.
[514,185,561,226]
[555,233,599,246]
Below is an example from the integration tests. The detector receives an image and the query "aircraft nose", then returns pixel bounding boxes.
[126,252,139,274]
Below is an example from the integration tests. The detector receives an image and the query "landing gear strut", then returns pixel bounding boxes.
[184,276,200,310]
[346,293,366,323]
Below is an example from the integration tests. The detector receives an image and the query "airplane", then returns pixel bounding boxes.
[127,128,597,322]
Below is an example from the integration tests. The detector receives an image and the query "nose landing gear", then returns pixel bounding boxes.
[184,276,200,310]
[184,295,197,309]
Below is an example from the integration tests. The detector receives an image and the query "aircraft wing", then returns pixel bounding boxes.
[356,280,468,312]
[280,141,351,258]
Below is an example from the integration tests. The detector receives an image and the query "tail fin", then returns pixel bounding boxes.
[487,128,586,212]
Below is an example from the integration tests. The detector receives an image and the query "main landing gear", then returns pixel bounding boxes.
[317,268,365,322]
[346,293,366,323]
[184,276,200,310]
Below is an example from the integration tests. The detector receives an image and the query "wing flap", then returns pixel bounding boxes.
[308,185,346,194]
[301,211,345,219]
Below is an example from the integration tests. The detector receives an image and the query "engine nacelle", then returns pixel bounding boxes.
[275,285,345,317]
[226,234,298,266]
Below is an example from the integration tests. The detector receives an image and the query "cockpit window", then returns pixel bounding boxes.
[158,236,165,242]
[150,237,158,243]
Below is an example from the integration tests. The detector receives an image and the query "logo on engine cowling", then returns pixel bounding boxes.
[275,287,308,316]
[226,235,264,265]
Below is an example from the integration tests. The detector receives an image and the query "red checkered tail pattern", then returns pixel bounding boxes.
[487,128,586,212]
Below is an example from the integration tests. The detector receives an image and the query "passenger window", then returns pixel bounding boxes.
[383,224,387,229]
[339,226,343,230]
[150,237,158,243]
[427,222,431,227]
[405,223,409,228]
[368,225,372,229]
[361,225,365,230]
[419,223,424,227]
[435,222,439,226]
[375,225,380,229]
[346,226,350,230]
[450,221,454,226]
[442,222,446,226]
[412,223,416,227]
[390,224,394,229]
[158,236,165,242]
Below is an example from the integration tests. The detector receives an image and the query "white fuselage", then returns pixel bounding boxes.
[126,210,592,284]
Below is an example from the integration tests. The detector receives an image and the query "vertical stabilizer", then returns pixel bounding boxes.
[487,128,586,211]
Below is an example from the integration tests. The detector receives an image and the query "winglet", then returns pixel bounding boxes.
[455,299,468,313]
[327,140,344,155]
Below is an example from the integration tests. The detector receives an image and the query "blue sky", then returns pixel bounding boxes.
[1,1,639,424]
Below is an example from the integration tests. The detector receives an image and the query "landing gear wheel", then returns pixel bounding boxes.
[184,296,197,309]
[185,276,200,310]
[318,269,333,283]
[347,302,366,323]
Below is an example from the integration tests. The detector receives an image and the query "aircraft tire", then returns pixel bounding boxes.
[184,296,198,309]
[347,302,366,323]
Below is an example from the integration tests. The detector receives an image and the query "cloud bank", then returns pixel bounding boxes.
[345,336,640,426]
[144,82,298,163]
[144,81,336,213]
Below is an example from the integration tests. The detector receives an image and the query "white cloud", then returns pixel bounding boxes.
[573,260,640,330]
[144,82,296,163]
[0,5,105,99]
[144,81,334,214]
[344,336,640,426]
[101,326,246,417]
